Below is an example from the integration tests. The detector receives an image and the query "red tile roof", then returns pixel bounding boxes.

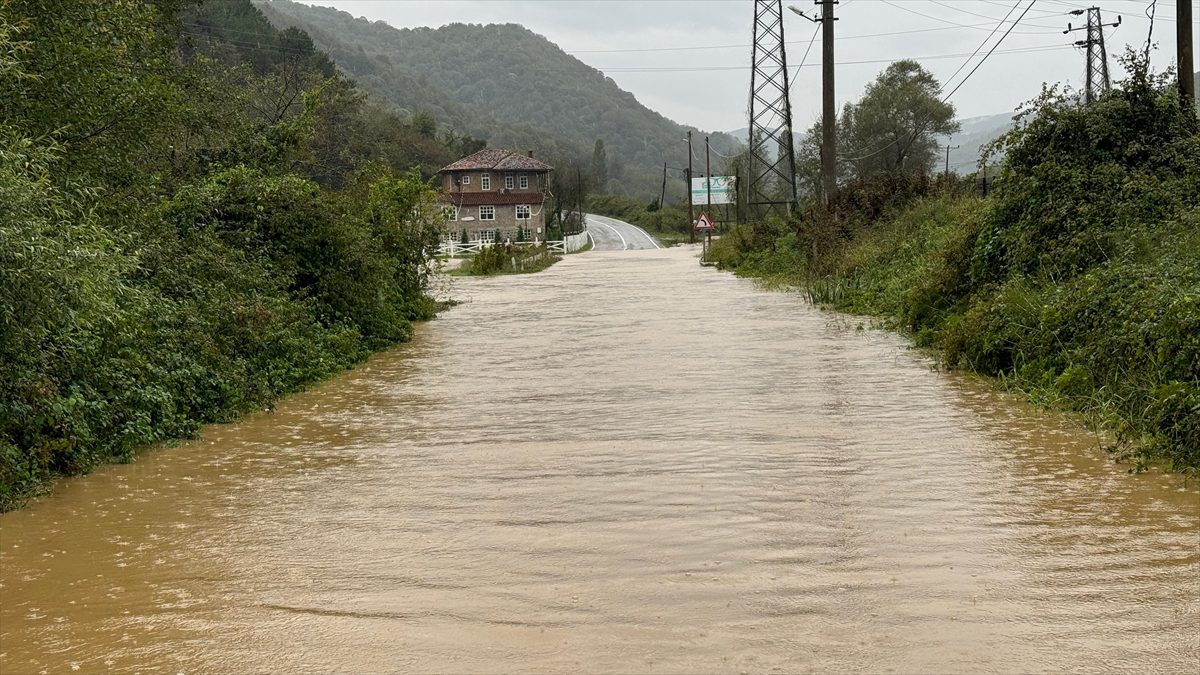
[438,191,547,206]
[440,148,553,172]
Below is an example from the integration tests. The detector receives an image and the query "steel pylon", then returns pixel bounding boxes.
[1066,7,1120,105]
[747,0,798,220]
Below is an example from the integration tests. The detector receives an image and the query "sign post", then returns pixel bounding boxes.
[694,211,716,263]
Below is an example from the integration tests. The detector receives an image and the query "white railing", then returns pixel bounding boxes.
[438,229,590,258]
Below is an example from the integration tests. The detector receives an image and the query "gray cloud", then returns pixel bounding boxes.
[296,0,1197,132]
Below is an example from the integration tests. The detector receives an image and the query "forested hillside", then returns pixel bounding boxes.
[255,0,742,200]
[1,0,461,510]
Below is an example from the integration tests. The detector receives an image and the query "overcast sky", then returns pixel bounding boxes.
[294,0,1198,132]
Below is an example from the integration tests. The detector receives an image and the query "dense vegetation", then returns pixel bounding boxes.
[254,0,742,202]
[0,0,464,510]
[454,244,561,277]
[711,58,1199,471]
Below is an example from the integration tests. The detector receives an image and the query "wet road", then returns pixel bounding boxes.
[584,213,661,250]
[1,246,1197,674]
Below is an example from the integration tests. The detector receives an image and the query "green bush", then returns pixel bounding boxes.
[713,54,1199,470]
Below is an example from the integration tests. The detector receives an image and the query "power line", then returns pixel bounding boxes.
[927,0,1064,28]
[879,0,1058,33]
[942,0,1024,95]
[842,0,1040,163]
[941,0,1041,102]
[181,29,1074,74]
[790,23,822,91]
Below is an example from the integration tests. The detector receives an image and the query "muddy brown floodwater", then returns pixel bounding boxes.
[2,247,1198,674]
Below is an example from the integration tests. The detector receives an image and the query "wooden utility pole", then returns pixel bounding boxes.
[687,130,695,244]
[941,140,959,178]
[705,137,713,215]
[791,2,838,202]
[819,0,837,203]
[705,136,713,249]
[660,162,668,210]
[1180,0,1195,113]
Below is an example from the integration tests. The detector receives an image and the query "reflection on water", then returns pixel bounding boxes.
[2,247,1197,674]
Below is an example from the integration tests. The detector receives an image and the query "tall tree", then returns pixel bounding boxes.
[797,60,959,193]
[591,139,608,191]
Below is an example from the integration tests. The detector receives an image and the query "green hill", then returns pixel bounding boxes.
[255,0,741,200]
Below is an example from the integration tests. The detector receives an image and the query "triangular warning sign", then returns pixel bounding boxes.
[693,211,715,231]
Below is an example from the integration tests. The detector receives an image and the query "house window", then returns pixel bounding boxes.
[515,204,531,221]
[505,174,514,190]
[442,205,457,222]
[481,173,490,190]
[473,229,496,243]
[519,174,529,189]
[479,205,496,221]
[460,174,470,185]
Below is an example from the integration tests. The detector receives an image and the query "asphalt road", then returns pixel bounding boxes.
[583,213,662,251]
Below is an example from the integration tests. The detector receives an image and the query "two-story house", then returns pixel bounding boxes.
[438,148,553,243]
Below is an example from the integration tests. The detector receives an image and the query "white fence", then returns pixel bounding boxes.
[437,230,590,258]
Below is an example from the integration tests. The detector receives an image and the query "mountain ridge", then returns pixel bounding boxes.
[255,0,742,200]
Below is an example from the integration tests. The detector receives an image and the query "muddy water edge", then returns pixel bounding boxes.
[1,246,1197,674]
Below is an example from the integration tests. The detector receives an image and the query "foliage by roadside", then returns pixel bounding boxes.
[0,0,454,511]
[452,244,561,277]
[710,55,1199,471]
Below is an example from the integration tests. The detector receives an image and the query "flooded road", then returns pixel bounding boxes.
[2,246,1198,674]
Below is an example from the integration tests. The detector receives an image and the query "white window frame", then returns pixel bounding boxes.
[472,229,496,243]
[442,205,457,222]
[479,205,496,221]
[481,173,491,191]
[460,174,470,185]
[505,174,514,190]
[515,204,531,221]
[519,174,529,190]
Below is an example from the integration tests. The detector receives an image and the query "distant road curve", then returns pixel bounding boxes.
[583,213,662,251]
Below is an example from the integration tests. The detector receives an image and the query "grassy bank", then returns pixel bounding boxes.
[710,63,1199,471]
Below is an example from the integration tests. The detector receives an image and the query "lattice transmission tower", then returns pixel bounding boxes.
[747,0,798,220]
[1065,7,1121,105]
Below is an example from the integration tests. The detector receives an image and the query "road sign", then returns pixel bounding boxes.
[693,211,715,231]
[691,176,736,205]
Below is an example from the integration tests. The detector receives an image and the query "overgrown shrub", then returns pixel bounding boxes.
[713,54,1200,470]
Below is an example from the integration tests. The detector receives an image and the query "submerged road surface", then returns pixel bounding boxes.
[584,213,661,250]
[2,247,1198,673]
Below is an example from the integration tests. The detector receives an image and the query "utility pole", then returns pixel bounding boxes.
[941,140,959,179]
[575,167,582,234]
[705,137,713,216]
[748,0,798,220]
[819,0,837,203]
[686,131,695,243]
[1065,8,1121,105]
[705,136,714,249]
[660,162,668,211]
[1180,0,1195,114]
[789,1,837,202]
